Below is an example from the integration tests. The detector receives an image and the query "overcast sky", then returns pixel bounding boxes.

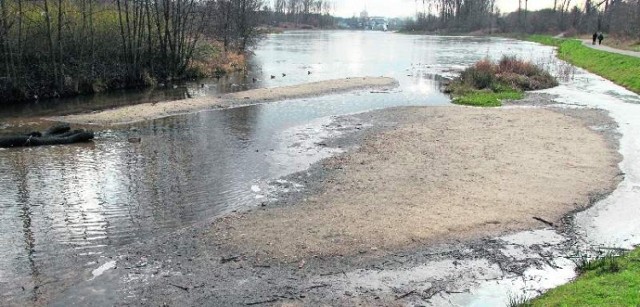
[329,0,558,18]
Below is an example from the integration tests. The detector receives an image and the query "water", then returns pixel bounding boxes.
[0,31,558,304]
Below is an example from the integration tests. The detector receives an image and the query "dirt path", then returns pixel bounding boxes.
[582,39,640,58]
[49,77,398,126]
[216,106,621,261]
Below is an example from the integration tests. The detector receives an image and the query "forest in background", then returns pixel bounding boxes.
[0,0,336,103]
[0,0,264,102]
[404,0,640,39]
[2,0,639,104]
[263,0,336,28]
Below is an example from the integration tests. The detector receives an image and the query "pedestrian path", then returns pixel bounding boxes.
[582,40,640,58]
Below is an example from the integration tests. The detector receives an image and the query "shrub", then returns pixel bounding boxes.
[461,59,495,89]
[446,56,558,107]
[187,41,246,78]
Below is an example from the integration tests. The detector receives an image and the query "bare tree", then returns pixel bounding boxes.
[0,0,266,103]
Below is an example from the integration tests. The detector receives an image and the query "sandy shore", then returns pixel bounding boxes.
[46,101,623,307]
[50,77,398,125]
[216,106,621,261]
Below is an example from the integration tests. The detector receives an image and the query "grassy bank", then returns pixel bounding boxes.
[445,56,556,107]
[524,248,640,306]
[527,35,640,94]
[521,34,640,306]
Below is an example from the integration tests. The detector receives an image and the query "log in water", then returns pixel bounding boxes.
[0,124,94,148]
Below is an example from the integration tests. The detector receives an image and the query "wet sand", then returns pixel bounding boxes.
[217,106,621,261]
[46,99,623,307]
[50,77,398,125]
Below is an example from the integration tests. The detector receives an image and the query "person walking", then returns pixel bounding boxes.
[598,32,604,45]
[592,32,598,45]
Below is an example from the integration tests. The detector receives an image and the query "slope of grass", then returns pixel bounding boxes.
[521,34,640,305]
[527,248,640,306]
[528,35,640,94]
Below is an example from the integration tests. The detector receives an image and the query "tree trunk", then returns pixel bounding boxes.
[43,0,58,92]
[57,0,64,92]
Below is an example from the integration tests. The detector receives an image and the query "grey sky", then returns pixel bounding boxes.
[329,0,558,18]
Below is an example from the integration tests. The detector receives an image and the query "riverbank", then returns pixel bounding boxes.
[45,94,623,306]
[514,34,640,306]
[529,248,640,306]
[527,35,640,94]
[49,77,398,125]
[216,105,620,261]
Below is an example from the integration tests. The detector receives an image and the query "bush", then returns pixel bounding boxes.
[446,56,558,106]
[457,59,494,89]
[187,41,246,78]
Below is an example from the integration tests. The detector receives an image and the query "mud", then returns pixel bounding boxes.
[217,106,620,262]
[46,92,622,307]
[49,77,398,126]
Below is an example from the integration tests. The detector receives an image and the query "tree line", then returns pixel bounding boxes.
[405,0,497,32]
[505,0,640,36]
[404,0,640,39]
[0,0,264,103]
[265,0,335,28]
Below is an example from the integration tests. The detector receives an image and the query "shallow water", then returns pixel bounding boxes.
[0,31,559,303]
[430,45,640,306]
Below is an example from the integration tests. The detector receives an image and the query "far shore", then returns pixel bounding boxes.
[49,77,398,126]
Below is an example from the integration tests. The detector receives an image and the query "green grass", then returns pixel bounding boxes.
[527,35,640,94]
[513,34,640,307]
[453,90,524,107]
[527,248,640,306]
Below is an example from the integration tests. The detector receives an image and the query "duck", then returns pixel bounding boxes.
[282,73,286,77]
[270,75,276,79]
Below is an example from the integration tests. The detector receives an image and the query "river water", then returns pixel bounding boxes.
[0,31,560,304]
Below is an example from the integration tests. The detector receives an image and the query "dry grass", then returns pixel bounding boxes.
[446,56,557,107]
[599,36,640,53]
[456,56,558,92]
[189,40,247,77]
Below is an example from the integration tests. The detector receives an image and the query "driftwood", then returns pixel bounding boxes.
[43,123,71,136]
[0,124,94,148]
[533,216,555,227]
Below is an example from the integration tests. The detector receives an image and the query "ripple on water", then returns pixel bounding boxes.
[0,32,560,304]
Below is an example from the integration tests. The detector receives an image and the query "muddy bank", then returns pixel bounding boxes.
[215,106,621,261]
[45,94,622,307]
[50,77,398,126]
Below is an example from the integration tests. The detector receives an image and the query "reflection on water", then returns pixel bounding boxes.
[0,73,252,120]
[0,31,556,304]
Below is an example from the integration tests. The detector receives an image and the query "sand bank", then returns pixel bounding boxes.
[217,106,621,260]
[50,77,398,125]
